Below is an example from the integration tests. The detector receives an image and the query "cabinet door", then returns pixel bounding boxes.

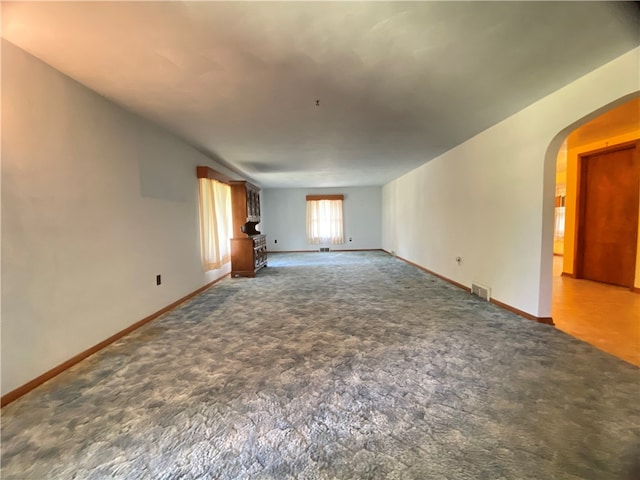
[247,190,259,219]
[246,190,253,217]
[231,238,255,276]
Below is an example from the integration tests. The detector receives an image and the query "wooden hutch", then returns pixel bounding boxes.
[230,180,267,277]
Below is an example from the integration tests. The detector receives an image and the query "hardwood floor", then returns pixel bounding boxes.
[552,255,640,366]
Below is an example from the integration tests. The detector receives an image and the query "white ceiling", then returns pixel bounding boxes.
[2,1,639,188]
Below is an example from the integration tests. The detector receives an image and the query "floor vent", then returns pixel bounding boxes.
[471,283,491,301]
[319,247,330,252]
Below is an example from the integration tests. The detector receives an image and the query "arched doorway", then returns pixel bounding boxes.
[547,96,640,365]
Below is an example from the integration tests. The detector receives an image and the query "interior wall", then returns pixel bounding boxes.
[262,187,382,252]
[382,47,640,318]
[562,130,640,287]
[1,41,240,396]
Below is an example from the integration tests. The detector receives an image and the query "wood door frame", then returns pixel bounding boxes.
[573,140,639,289]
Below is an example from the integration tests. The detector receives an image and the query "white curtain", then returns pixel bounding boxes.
[554,206,566,241]
[198,178,232,270]
[306,199,344,244]
[554,184,566,242]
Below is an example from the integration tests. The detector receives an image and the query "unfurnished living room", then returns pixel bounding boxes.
[1,2,639,479]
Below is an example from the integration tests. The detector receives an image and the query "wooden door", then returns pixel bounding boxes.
[576,141,639,287]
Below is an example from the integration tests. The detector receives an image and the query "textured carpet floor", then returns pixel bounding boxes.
[1,251,639,479]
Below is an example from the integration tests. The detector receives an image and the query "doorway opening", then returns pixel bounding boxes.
[551,97,640,366]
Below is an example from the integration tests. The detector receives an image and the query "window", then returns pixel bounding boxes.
[306,194,344,244]
[554,184,566,242]
[197,167,233,270]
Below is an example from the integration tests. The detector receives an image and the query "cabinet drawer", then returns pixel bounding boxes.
[253,235,266,248]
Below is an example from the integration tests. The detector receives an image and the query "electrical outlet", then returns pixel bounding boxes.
[156,274,162,286]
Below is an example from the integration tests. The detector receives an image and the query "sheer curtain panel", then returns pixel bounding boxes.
[306,195,344,245]
[198,178,232,270]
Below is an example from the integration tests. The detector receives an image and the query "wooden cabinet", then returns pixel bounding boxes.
[230,181,260,236]
[230,235,267,278]
[230,181,267,277]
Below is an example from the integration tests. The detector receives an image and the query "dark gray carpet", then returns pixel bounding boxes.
[2,251,639,479]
